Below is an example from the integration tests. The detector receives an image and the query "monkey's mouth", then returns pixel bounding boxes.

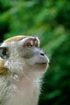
[36,62,47,66]
[35,62,48,70]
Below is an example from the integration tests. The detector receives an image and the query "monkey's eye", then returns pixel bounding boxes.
[0,47,9,59]
[23,37,40,48]
[26,40,38,47]
[26,41,33,47]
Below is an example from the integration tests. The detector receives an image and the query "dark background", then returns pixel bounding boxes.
[0,0,70,105]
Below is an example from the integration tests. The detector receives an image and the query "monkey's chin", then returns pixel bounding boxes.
[35,62,48,70]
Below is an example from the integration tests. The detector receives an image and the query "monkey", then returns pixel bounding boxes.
[0,35,49,105]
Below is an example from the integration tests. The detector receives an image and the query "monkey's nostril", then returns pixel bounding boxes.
[40,53,45,56]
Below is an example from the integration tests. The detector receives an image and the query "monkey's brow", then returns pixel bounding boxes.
[4,36,26,44]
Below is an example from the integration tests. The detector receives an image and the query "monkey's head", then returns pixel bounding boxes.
[0,36,49,76]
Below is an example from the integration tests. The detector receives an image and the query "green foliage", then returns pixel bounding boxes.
[39,37,70,105]
[0,0,70,105]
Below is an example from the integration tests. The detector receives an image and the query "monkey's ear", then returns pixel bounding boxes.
[0,47,9,59]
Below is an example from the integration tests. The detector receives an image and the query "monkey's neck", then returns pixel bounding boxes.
[11,70,42,89]
[6,71,41,105]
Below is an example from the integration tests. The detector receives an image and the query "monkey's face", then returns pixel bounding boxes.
[0,36,49,75]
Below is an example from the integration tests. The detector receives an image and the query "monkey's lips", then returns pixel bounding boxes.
[36,62,47,65]
[36,62,48,71]
[35,62,47,68]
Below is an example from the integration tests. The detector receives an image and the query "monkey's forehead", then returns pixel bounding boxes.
[3,35,40,45]
[4,35,26,44]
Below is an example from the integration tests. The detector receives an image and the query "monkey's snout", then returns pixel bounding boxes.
[36,52,49,66]
[39,51,49,64]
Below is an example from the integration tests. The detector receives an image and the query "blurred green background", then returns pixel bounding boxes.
[0,0,70,105]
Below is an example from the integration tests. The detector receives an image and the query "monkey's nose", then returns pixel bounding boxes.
[40,52,45,56]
